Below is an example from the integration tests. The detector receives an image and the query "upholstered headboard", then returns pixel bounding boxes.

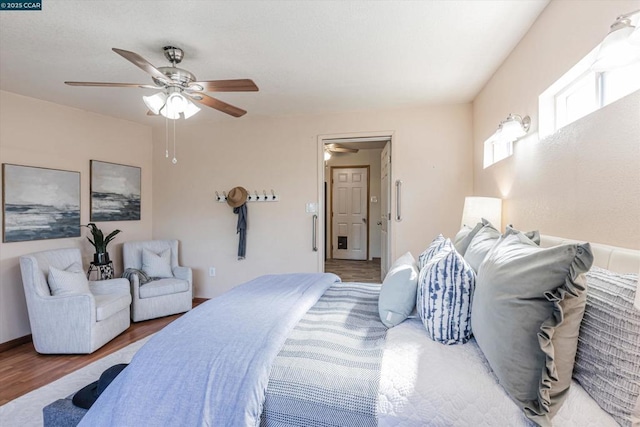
[540,235,640,274]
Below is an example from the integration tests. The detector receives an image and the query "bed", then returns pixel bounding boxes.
[69,229,638,427]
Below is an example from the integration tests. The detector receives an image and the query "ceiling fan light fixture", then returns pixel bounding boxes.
[142,92,167,115]
[159,103,180,120]
[166,91,188,113]
[324,150,332,161]
[183,99,201,119]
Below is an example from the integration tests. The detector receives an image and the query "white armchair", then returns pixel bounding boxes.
[122,240,192,322]
[19,248,131,354]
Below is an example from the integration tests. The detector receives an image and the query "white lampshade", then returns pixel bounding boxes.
[592,24,640,71]
[159,104,180,120]
[460,196,502,230]
[142,92,167,115]
[166,92,187,113]
[499,117,527,140]
[324,150,331,161]
[182,99,201,119]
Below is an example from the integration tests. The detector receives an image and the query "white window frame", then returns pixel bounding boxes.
[483,134,513,169]
[539,47,640,139]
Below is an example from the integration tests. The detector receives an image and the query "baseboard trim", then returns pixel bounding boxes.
[0,334,32,353]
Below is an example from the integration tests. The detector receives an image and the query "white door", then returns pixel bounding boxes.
[380,142,391,280]
[332,167,368,260]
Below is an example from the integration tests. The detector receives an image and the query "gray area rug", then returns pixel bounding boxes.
[0,335,152,426]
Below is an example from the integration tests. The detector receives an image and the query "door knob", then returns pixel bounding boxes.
[362,218,367,224]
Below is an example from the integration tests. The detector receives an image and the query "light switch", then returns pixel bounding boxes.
[306,202,318,213]
[370,196,378,203]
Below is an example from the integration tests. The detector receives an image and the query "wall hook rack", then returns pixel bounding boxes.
[215,189,279,203]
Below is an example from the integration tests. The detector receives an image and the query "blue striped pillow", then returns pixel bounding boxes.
[417,240,475,344]
[417,234,447,270]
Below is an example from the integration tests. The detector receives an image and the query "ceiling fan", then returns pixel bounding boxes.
[324,143,359,161]
[65,46,258,119]
[325,144,359,154]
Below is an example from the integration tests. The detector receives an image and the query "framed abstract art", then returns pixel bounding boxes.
[90,160,141,221]
[2,164,81,242]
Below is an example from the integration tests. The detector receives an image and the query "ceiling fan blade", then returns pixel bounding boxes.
[146,110,158,116]
[188,79,259,92]
[65,81,158,89]
[112,48,169,83]
[327,144,359,153]
[187,93,247,117]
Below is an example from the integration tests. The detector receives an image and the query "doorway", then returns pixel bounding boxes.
[318,134,393,283]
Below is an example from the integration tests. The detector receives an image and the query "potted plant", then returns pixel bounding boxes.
[84,223,122,264]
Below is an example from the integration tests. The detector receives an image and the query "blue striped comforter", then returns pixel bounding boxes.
[78,273,340,427]
[261,282,388,426]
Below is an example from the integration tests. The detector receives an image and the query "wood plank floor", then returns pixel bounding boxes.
[324,258,382,283]
[0,299,206,405]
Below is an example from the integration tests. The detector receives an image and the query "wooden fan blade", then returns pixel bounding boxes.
[188,79,258,92]
[187,93,247,117]
[327,144,358,153]
[65,81,158,89]
[112,48,168,83]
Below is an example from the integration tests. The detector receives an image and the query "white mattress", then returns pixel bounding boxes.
[377,318,619,427]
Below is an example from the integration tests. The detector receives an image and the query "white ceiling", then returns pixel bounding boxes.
[0,0,549,126]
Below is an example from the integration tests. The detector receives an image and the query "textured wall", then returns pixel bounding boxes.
[0,91,153,344]
[473,0,640,249]
[151,105,473,299]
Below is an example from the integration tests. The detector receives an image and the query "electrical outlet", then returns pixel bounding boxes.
[209,267,216,277]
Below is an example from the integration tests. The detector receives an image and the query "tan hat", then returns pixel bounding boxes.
[227,186,248,208]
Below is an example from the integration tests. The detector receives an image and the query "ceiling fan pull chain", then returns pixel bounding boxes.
[172,118,177,164]
[165,115,169,159]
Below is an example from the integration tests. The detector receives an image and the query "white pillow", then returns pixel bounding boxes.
[142,248,173,278]
[48,265,90,296]
[378,252,419,328]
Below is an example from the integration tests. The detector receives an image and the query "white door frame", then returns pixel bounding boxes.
[316,131,395,272]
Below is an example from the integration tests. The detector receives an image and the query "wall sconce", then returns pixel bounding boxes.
[483,114,530,168]
[460,196,502,230]
[592,9,640,71]
[494,114,531,143]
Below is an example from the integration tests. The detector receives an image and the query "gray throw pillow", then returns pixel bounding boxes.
[453,221,484,256]
[142,248,173,278]
[471,230,593,425]
[378,252,419,328]
[462,221,501,272]
[573,267,640,427]
[505,224,541,245]
[48,264,90,296]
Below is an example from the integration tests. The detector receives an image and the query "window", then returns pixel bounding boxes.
[540,47,640,139]
[483,137,513,169]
